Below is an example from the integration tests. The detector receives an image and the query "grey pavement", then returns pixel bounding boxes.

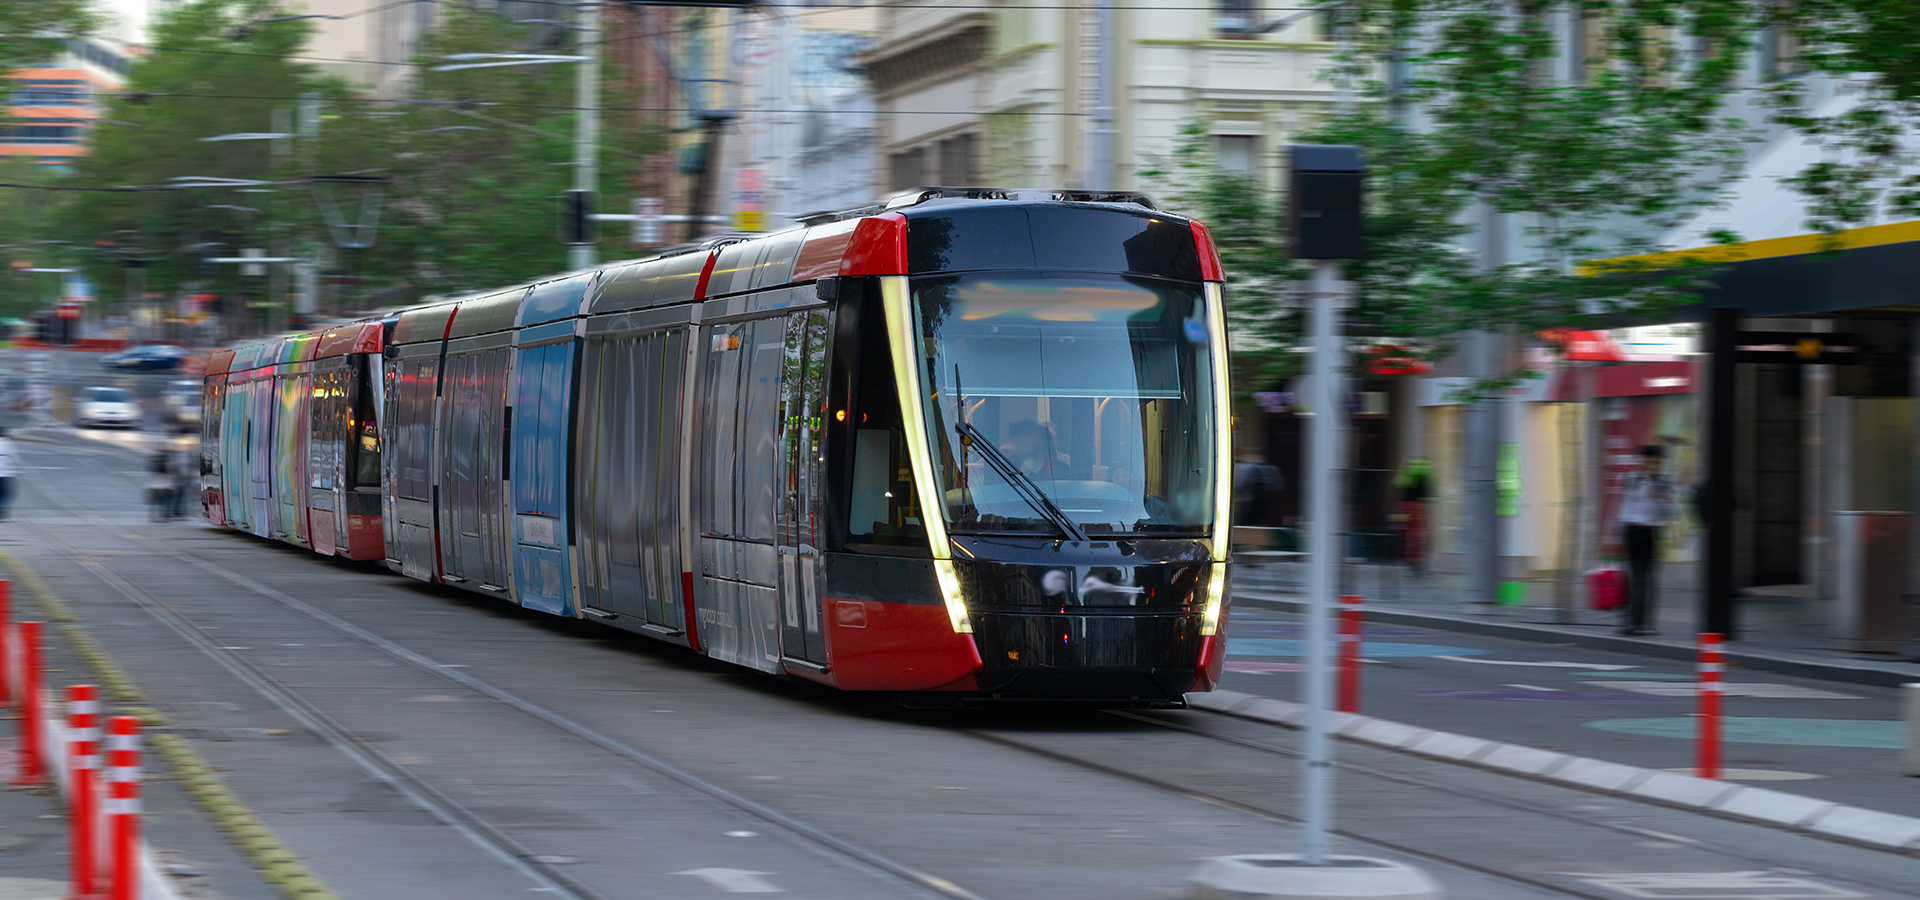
[1232,557,1920,685]
[1206,599,1920,818]
[0,419,1915,898]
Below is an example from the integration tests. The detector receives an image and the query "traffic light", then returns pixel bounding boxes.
[559,189,595,245]
[1288,145,1366,260]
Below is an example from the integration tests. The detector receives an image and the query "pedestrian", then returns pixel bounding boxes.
[1394,456,1434,577]
[0,426,16,521]
[1232,451,1283,526]
[146,438,177,522]
[167,426,196,520]
[1614,444,1676,636]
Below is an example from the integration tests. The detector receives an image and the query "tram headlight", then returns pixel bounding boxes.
[1200,562,1228,636]
[934,559,972,634]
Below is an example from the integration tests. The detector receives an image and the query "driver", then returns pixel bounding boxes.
[1006,419,1072,479]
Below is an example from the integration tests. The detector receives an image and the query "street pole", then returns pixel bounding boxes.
[571,0,600,272]
[1303,4,1355,865]
[1704,307,1738,638]
[1301,257,1346,864]
[1466,198,1505,612]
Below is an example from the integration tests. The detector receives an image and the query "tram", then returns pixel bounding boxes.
[201,190,1234,701]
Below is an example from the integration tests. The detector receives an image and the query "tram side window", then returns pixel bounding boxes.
[845,291,927,550]
[203,381,223,476]
[351,356,382,489]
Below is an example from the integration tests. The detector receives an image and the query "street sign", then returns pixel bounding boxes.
[634,197,665,245]
[1734,331,1861,364]
[731,168,766,232]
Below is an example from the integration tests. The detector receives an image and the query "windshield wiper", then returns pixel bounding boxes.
[955,421,1088,542]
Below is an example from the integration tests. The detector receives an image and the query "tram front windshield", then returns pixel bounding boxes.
[913,271,1219,536]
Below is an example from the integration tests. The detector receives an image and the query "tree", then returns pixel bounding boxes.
[0,0,98,74]
[1151,2,1765,386]
[59,0,347,318]
[311,5,663,297]
[1769,1,1920,230]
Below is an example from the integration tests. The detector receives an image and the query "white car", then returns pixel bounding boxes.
[162,380,202,426]
[76,386,140,429]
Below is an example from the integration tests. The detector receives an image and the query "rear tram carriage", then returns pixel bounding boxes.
[201,190,1235,702]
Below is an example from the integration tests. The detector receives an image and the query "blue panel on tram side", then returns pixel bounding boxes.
[520,275,589,327]
[510,339,576,616]
[222,384,250,532]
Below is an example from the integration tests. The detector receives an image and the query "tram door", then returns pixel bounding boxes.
[248,372,275,538]
[777,311,831,666]
[695,316,785,672]
[439,341,512,592]
[221,378,251,533]
[387,347,443,581]
[509,332,576,616]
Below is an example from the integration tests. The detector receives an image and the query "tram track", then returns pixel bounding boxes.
[26,459,992,900]
[35,445,1919,900]
[955,711,1920,900]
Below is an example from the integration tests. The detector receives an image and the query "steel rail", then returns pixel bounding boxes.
[36,455,991,900]
[1104,710,1920,898]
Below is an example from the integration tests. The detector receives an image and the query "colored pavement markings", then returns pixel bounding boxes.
[1227,639,1488,658]
[1581,682,1861,700]
[1562,870,1865,899]
[1224,661,1304,673]
[1414,688,1678,704]
[1585,717,1904,749]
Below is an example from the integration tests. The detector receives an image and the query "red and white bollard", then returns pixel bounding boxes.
[1697,633,1724,780]
[69,684,103,899]
[0,580,12,708]
[1337,595,1363,714]
[105,716,141,900]
[12,620,43,785]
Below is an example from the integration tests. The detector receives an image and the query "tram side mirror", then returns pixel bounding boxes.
[1287,145,1365,260]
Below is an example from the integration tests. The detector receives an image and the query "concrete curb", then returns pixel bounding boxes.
[1230,589,1920,688]
[1188,688,1920,857]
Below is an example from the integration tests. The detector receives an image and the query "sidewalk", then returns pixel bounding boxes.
[1230,558,1920,687]
[0,611,278,900]
[0,737,70,900]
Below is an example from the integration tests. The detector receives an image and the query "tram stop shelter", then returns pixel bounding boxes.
[1607,220,1920,654]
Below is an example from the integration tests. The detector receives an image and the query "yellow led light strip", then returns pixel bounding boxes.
[1202,282,1233,635]
[880,275,972,633]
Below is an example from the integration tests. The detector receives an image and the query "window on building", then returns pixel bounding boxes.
[1760,25,1806,80]
[12,81,89,107]
[0,123,83,144]
[889,147,925,192]
[1215,135,1258,177]
[1216,0,1259,36]
[937,133,977,185]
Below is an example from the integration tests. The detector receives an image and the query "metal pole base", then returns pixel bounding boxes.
[1187,855,1443,900]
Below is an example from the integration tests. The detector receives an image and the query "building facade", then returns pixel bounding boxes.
[866,1,1336,198]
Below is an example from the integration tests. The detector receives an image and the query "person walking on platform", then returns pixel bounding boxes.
[0,427,17,521]
[163,426,194,519]
[1615,444,1676,636]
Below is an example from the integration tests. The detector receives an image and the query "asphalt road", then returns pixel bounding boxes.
[0,345,199,433]
[1216,597,1918,815]
[2,426,1914,900]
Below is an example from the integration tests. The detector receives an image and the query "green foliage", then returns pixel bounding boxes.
[59,0,345,312]
[1153,1,1771,385]
[322,5,661,296]
[0,158,72,318]
[0,0,98,73]
[1767,1,1920,230]
[51,0,661,321]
